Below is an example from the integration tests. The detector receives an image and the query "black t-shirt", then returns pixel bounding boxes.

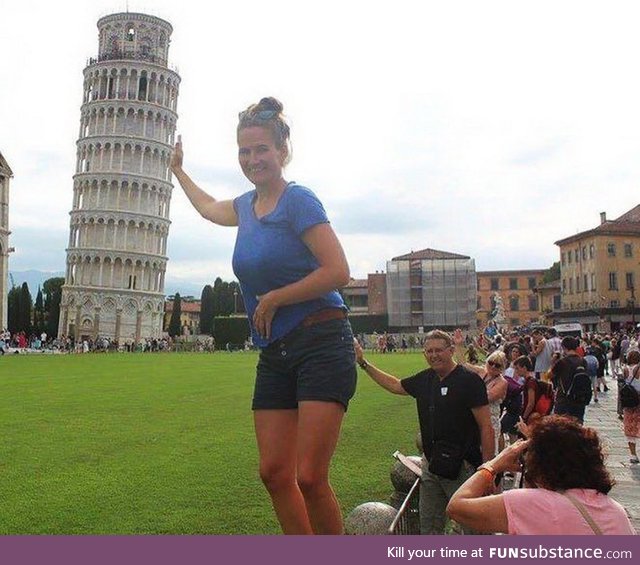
[552,353,587,402]
[401,365,488,467]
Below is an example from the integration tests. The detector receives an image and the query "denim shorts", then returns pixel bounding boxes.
[252,317,357,411]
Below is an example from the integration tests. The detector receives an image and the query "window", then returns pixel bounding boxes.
[528,277,536,290]
[127,27,135,41]
[609,272,618,290]
[589,244,594,259]
[583,274,588,292]
[569,278,573,294]
[626,272,635,290]
[510,297,519,311]
[607,243,616,257]
[591,273,596,291]
[477,296,482,310]
[553,295,561,310]
[576,276,581,292]
[568,250,572,264]
[561,253,566,266]
[582,246,587,260]
[575,248,580,262]
[528,296,538,311]
[610,299,620,308]
[562,279,566,293]
[509,278,518,290]
[625,243,633,258]
[490,278,499,290]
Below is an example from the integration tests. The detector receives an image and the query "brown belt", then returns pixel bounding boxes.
[301,308,347,327]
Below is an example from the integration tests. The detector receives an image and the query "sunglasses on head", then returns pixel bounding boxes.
[487,361,503,369]
[239,109,278,121]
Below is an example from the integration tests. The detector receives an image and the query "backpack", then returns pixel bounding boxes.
[583,355,599,377]
[533,380,555,416]
[565,363,593,405]
[620,366,640,409]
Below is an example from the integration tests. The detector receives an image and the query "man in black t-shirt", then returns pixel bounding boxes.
[354,329,494,534]
[552,336,589,423]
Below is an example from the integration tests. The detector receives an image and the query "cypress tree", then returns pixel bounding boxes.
[168,293,182,337]
[43,277,65,337]
[7,286,21,333]
[19,283,33,334]
[200,285,214,335]
[34,287,44,335]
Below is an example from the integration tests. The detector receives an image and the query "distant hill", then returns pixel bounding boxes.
[8,270,205,298]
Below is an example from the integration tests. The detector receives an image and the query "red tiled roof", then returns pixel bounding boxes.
[345,278,368,288]
[555,204,640,245]
[391,248,470,261]
[164,301,201,313]
[615,204,640,223]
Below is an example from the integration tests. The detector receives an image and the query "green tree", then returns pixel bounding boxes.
[34,286,44,335]
[200,284,214,335]
[14,282,33,334]
[168,293,182,337]
[43,277,65,337]
[7,285,21,333]
[542,261,561,284]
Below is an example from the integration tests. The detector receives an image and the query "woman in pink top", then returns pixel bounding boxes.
[447,416,635,534]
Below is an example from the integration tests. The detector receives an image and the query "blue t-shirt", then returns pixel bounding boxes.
[232,182,346,348]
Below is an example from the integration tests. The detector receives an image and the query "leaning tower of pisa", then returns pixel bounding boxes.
[58,12,180,343]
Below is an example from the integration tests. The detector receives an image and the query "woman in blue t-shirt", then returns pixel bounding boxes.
[170,97,357,534]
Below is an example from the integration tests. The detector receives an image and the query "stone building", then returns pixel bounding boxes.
[163,299,201,335]
[386,248,477,330]
[476,269,546,329]
[554,207,640,333]
[0,151,12,329]
[58,13,180,342]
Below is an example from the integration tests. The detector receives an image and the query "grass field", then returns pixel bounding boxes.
[0,351,425,534]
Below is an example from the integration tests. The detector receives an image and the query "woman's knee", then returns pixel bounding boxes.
[259,462,296,493]
[297,467,330,496]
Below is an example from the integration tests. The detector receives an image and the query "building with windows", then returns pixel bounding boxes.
[163,299,200,334]
[534,279,562,324]
[386,248,476,330]
[58,13,180,342]
[342,272,388,316]
[554,207,640,332]
[476,270,545,329]
[0,151,12,329]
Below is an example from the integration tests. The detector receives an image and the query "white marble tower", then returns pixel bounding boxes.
[59,13,180,343]
[0,151,12,330]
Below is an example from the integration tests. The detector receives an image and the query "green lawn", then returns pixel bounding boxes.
[0,352,424,534]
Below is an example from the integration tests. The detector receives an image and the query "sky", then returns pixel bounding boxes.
[2,0,640,292]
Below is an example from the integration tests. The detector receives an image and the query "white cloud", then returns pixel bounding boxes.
[2,0,640,284]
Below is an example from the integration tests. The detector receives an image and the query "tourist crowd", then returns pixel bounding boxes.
[355,324,639,535]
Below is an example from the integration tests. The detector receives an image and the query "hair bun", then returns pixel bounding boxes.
[258,97,284,113]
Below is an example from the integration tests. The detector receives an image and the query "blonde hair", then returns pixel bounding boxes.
[486,351,507,370]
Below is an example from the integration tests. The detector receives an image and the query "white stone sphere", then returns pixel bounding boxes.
[344,502,398,535]
[390,456,422,492]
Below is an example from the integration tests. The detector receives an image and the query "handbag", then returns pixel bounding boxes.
[427,376,467,479]
[428,439,466,479]
[620,365,640,409]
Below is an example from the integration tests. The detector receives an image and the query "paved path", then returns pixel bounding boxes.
[583,380,640,533]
